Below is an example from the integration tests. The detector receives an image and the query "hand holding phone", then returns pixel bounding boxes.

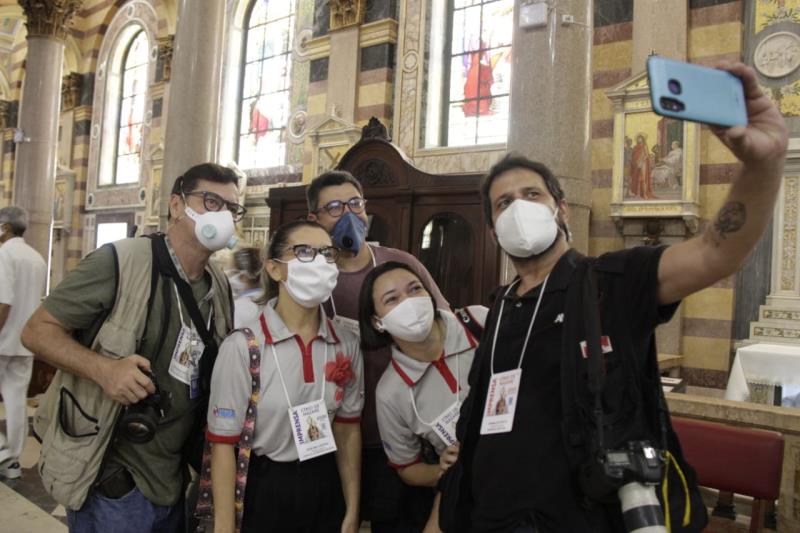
[649,57,787,168]
[648,56,747,127]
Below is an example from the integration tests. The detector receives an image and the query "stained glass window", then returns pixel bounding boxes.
[114,30,148,184]
[443,0,513,147]
[237,0,295,170]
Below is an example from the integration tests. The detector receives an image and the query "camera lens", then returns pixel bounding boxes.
[660,97,685,112]
[668,79,682,95]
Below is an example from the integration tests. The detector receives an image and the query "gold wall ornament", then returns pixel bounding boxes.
[328,0,365,31]
[61,72,81,109]
[157,35,174,81]
[18,0,85,42]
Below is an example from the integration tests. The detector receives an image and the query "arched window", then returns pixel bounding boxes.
[97,26,150,186]
[114,30,148,184]
[423,0,513,148]
[237,0,295,170]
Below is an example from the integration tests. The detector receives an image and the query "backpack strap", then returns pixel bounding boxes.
[195,327,261,533]
[454,307,483,342]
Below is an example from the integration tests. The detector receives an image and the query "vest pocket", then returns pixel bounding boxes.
[59,387,100,438]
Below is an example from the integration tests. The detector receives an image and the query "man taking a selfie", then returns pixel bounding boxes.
[438,62,789,532]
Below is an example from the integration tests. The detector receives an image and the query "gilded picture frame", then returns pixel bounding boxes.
[606,71,701,233]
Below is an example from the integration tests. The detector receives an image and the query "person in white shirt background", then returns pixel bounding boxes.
[0,206,47,479]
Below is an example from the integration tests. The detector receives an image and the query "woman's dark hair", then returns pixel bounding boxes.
[358,261,441,351]
[254,219,330,305]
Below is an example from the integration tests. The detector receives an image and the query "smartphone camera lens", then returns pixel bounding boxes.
[660,97,685,112]
[668,79,682,95]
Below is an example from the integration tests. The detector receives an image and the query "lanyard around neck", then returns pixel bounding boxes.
[173,282,212,333]
[271,338,330,409]
[489,275,550,375]
[409,351,461,426]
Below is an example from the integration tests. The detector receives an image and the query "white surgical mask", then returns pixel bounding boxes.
[280,256,339,308]
[494,199,559,258]
[376,296,435,343]
[184,205,238,251]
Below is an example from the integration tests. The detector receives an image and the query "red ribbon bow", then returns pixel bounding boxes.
[325,352,354,388]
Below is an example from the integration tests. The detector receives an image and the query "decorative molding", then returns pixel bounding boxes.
[360,116,390,141]
[19,0,84,41]
[61,72,82,110]
[329,0,365,31]
[781,176,798,291]
[289,110,308,141]
[353,159,395,186]
[754,31,800,79]
[157,35,174,81]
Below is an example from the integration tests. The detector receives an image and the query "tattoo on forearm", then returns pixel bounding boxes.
[710,201,746,246]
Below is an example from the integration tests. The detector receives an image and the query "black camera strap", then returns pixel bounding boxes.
[151,235,218,391]
[582,262,607,453]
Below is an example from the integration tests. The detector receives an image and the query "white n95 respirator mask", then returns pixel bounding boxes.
[184,206,238,252]
[494,200,559,258]
[375,296,435,343]
[280,256,339,308]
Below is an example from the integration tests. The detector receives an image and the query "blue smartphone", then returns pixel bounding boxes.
[647,56,747,127]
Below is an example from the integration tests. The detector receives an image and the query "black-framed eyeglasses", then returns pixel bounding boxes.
[182,190,247,222]
[280,244,339,263]
[315,197,366,218]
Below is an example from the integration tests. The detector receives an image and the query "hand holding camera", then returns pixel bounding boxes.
[121,368,172,444]
[97,354,156,405]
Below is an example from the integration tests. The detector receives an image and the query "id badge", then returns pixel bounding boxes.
[333,315,360,338]
[169,325,204,387]
[480,368,522,435]
[288,399,337,461]
[431,402,460,447]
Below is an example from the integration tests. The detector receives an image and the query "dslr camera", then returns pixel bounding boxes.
[120,370,172,444]
[581,441,667,533]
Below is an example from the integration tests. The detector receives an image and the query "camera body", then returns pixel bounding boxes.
[120,370,172,444]
[602,440,663,486]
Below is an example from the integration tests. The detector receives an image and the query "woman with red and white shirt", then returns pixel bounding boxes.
[208,220,364,533]
[359,261,486,532]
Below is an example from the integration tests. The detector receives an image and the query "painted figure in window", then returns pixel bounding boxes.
[629,133,654,199]
[249,99,269,141]
[463,43,494,117]
[124,79,141,155]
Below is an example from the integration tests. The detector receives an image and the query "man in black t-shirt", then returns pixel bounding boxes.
[438,63,789,532]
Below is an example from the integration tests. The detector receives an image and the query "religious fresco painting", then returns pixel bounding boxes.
[623,111,684,202]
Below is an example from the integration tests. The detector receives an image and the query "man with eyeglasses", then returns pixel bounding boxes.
[307,170,449,532]
[23,163,240,532]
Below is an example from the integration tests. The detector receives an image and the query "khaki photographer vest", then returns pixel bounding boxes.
[32,237,232,510]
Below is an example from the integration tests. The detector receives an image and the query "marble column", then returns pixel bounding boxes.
[13,0,84,261]
[507,0,593,253]
[159,0,228,229]
[631,0,687,72]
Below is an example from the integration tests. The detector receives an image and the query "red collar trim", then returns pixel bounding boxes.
[259,313,274,344]
[391,358,417,387]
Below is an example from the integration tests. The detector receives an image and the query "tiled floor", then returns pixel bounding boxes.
[0,401,67,533]
[0,400,765,533]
